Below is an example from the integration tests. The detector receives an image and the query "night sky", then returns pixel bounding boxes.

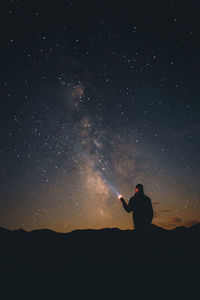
[1,0,200,232]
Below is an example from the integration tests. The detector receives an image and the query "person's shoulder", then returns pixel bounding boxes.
[144,194,151,201]
[129,195,135,201]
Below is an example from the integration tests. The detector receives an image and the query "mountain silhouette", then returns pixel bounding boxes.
[1,223,200,271]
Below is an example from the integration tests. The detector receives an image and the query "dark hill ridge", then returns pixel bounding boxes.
[1,223,200,269]
[0,223,168,235]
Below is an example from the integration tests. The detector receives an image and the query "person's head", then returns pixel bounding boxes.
[135,184,144,194]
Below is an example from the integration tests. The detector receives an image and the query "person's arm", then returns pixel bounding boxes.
[120,197,132,213]
[146,197,153,223]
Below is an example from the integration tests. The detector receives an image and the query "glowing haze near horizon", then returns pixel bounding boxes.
[1,0,200,232]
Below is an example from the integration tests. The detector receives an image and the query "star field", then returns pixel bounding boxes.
[0,0,200,232]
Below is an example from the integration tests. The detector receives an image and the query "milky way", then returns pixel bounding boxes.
[1,0,200,232]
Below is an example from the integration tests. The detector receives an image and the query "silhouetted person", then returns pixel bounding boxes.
[120,184,153,231]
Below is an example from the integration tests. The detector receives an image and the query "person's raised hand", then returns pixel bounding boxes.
[118,195,124,202]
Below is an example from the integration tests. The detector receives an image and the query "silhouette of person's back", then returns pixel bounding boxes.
[120,184,153,231]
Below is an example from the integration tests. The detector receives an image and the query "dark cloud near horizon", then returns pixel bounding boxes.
[170,216,182,224]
